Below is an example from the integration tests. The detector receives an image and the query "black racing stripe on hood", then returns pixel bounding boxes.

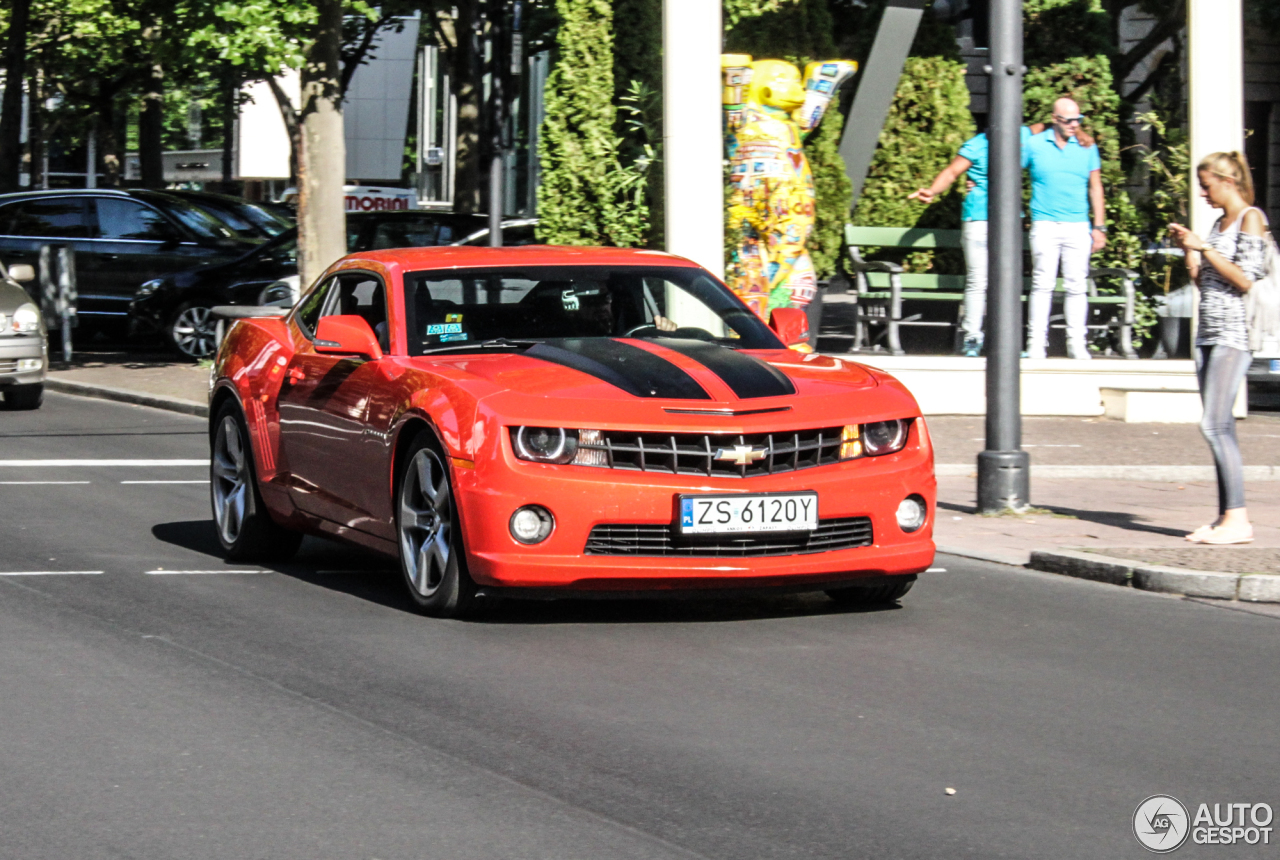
[525,338,712,399]
[652,339,797,399]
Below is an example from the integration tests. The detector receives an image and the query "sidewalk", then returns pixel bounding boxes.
[37,352,1280,580]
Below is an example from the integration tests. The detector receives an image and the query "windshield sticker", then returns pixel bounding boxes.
[561,290,579,312]
[426,323,463,335]
[439,332,469,342]
[446,313,463,323]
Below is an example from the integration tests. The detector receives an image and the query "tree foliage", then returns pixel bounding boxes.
[536,0,645,246]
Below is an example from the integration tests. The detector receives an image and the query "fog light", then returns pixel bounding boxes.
[896,495,927,533]
[509,505,555,544]
[16,358,42,371]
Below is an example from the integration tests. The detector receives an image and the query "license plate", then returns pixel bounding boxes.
[678,492,818,535]
[1270,359,1280,374]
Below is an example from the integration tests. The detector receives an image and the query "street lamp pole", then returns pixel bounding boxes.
[976,0,1029,513]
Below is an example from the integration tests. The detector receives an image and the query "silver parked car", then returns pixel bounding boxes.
[0,260,46,409]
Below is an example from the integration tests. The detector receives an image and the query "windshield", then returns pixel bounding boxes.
[192,198,291,238]
[403,265,783,355]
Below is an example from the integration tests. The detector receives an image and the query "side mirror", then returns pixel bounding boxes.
[313,315,384,361]
[769,306,810,347]
[7,264,35,282]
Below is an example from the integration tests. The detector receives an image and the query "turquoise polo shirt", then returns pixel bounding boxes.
[956,127,1032,222]
[1025,129,1101,222]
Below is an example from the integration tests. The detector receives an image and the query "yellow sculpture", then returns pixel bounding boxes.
[723,55,858,320]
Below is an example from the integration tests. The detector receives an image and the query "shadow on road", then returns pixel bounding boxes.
[151,518,906,623]
[936,499,1187,538]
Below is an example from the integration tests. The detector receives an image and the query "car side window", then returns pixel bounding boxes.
[95,198,179,241]
[295,277,336,338]
[2,197,93,238]
[322,273,389,351]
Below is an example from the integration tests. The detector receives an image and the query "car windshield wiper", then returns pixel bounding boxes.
[418,337,541,355]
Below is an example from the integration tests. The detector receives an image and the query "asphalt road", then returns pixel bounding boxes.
[2,392,1279,859]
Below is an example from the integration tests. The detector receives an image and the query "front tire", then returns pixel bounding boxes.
[826,575,915,607]
[210,402,302,562]
[169,301,218,360]
[396,434,475,618]
[3,383,43,410]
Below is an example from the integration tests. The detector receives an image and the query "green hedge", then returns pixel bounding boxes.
[536,0,645,247]
[850,55,975,272]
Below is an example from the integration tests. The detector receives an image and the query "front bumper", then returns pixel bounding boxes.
[452,435,936,591]
[0,334,47,387]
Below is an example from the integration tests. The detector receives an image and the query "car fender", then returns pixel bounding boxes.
[212,316,295,482]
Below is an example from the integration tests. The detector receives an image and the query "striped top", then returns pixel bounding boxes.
[1197,208,1268,351]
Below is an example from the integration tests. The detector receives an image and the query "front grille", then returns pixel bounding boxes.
[584,516,873,557]
[578,426,846,478]
[0,359,17,374]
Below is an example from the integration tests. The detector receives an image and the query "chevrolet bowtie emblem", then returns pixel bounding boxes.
[715,445,767,466]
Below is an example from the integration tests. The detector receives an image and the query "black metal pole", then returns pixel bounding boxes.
[976,0,1029,513]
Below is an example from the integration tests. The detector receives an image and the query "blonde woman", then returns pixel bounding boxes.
[1168,152,1268,544]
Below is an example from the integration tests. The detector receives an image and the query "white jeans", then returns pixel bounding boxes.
[960,221,988,340]
[1027,220,1092,352]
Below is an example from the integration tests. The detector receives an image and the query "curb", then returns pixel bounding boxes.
[1027,548,1280,603]
[935,464,1280,481]
[45,379,208,418]
[936,545,1031,567]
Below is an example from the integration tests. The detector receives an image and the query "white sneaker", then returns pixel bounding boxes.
[1068,342,1092,360]
[1024,343,1046,360]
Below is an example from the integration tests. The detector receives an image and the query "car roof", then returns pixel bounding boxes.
[345,245,702,270]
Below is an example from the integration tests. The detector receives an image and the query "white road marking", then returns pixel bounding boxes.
[0,459,209,467]
[120,480,209,484]
[0,570,103,575]
[926,567,947,573]
[145,569,268,575]
[0,481,91,485]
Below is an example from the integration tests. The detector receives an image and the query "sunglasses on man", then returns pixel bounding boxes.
[1053,114,1086,125]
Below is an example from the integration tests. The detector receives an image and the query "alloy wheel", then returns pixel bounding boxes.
[212,415,248,544]
[399,448,453,598]
[172,305,217,358]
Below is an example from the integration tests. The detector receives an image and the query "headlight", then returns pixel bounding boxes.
[862,419,910,456]
[11,303,40,333]
[512,427,579,464]
[136,279,164,299]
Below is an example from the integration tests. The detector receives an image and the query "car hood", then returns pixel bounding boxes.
[402,338,917,430]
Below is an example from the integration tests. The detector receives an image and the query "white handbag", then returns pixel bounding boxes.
[1246,219,1280,354]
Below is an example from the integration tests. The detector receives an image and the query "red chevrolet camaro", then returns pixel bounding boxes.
[209,246,936,616]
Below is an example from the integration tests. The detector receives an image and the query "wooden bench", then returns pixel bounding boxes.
[830,225,1138,358]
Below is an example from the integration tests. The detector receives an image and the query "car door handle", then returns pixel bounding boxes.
[100,253,119,260]
[285,368,306,384]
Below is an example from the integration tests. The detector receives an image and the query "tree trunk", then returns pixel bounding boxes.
[453,0,482,214]
[28,66,44,190]
[297,0,347,291]
[139,62,165,188]
[0,0,33,193]
[99,84,124,187]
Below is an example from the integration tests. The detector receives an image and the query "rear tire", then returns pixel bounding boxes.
[826,575,915,607]
[395,433,476,618]
[3,384,43,410]
[210,402,302,562]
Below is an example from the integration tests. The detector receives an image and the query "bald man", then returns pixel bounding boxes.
[1024,96,1107,360]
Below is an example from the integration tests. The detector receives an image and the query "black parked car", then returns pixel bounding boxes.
[0,189,261,335]
[131,211,539,358]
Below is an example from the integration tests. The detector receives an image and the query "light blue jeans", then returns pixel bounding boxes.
[1196,344,1251,512]
[960,220,988,341]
